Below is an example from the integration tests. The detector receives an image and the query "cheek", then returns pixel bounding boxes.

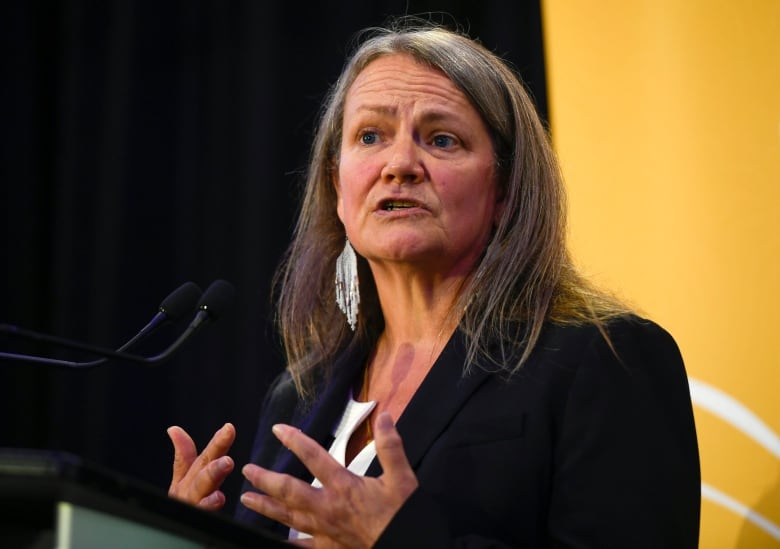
[335,182,358,219]
[444,177,499,235]
[334,178,365,228]
[343,157,377,183]
[336,160,377,209]
[441,169,496,213]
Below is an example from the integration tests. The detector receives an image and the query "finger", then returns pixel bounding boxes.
[242,463,322,511]
[167,425,198,486]
[168,423,236,503]
[240,488,314,534]
[271,424,346,486]
[189,454,235,501]
[180,422,236,486]
[240,490,292,525]
[198,490,227,511]
[373,413,418,496]
[195,422,236,471]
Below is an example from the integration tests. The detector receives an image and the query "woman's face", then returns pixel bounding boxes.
[335,54,501,278]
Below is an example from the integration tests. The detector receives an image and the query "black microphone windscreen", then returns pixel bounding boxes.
[197,280,235,320]
[159,282,202,320]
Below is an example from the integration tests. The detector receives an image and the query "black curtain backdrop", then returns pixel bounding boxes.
[1,0,547,514]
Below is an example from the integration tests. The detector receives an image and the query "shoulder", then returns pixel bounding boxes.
[265,369,298,406]
[604,314,681,354]
[259,338,368,425]
[531,314,682,368]
[255,369,302,428]
[515,314,690,410]
[599,315,686,381]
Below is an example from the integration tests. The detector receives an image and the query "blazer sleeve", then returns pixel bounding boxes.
[233,370,299,530]
[375,318,700,549]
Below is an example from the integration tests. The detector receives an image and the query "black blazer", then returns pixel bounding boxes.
[235,316,700,548]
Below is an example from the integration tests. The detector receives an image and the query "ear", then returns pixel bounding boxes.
[332,166,346,224]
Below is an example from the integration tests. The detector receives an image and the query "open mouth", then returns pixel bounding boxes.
[381,200,420,211]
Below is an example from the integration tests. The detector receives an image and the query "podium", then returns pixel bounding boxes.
[0,448,289,548]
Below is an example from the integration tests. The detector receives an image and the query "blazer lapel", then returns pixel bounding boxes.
[366,330,492,476]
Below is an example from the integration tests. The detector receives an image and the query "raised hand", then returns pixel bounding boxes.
[240,412,418,548]
[167,422,236,511]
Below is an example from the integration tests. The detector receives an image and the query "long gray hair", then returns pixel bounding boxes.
[274,18,627,396]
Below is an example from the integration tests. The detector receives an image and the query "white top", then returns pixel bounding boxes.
[288,393,378,541]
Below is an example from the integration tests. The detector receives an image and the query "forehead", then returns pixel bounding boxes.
[344,54,474,114]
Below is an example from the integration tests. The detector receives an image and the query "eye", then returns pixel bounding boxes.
[360,131,379,145]
[432,134,456,148]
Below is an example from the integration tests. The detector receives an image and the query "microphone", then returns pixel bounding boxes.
[114,281,203,353]
[141,279,235,364]
[0,280,232,368]
[0,281,202,367]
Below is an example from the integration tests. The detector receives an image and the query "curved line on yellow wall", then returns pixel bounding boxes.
[689,378,780,459]
[701,482,780,541]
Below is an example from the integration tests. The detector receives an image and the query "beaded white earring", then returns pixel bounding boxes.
[335,238,360,331]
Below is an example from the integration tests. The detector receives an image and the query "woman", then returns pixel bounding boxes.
[168,19,700,548]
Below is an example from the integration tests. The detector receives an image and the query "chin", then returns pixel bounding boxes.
[369,243,444,265]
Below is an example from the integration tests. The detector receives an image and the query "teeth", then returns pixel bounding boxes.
[384,201,416,211]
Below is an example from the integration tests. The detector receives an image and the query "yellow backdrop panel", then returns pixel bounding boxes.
[541,1,780,547]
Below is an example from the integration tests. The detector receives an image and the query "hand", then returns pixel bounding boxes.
[240,412,419,549]
[167,422,236,511]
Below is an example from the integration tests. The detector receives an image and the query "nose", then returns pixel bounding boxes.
[380,134,424,185]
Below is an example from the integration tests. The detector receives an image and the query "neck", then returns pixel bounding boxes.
[370,265,467,345]
[368,280,462,390]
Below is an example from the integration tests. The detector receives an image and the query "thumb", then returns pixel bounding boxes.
[373,412,418,497]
